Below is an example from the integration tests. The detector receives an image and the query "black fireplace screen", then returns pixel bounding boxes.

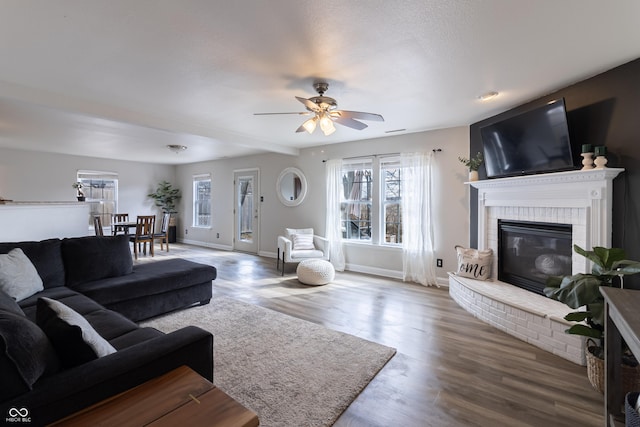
[498,220,572,295]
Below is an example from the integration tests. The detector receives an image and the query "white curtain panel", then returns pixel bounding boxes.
[401,152,437,286]
[325,159,346,271]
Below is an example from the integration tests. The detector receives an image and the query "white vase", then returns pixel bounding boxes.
[468,170,479,182]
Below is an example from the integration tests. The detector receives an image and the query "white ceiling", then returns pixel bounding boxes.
[0,1,639,165]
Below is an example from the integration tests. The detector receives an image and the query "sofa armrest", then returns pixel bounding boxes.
[2,326,213,425]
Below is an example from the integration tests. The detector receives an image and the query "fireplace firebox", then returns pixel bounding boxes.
[498,220,572,295]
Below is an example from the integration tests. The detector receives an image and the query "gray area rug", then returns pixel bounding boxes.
[141,296,396,427]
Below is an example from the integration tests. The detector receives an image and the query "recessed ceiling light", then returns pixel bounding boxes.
[167,144,187,153]
[478,91,499,101]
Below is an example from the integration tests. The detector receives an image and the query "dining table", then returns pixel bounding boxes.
[112,221,138,235]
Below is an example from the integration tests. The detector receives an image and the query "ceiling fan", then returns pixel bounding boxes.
[254,82,384,136]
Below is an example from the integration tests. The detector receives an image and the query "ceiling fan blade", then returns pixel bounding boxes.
[295,124,307,133]
[296,96,320,112]
[335,110,384,122]
[254,112,311,116]
[333,116,368,130]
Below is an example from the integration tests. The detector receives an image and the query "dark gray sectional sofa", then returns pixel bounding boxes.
[0,235,217,425]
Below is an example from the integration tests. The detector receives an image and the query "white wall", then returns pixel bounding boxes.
[0,147,176,235]
[175,127,471,284]
[0,126,470,285]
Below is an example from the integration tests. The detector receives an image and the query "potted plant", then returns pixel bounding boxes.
[72,182,85,201]
[544,244,640,392]
[458,152,483,181]
[147,181,181,242]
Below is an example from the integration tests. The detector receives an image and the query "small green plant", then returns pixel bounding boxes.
[458,152,484,171]
[147,181,181,213]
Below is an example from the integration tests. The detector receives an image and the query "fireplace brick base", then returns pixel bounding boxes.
[448,273,586,365]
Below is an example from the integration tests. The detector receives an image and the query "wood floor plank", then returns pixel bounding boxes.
[137,244,604,427]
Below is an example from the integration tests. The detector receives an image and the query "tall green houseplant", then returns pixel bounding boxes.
[148,181,181,213]
[544,244,640,358]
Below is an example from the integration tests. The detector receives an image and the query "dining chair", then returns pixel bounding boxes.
[129,215,155,259]
[93,215,104,236]
[112,213,130,235]
[154,212,171,252]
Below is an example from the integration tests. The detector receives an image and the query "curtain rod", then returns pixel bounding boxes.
[322,148,442,162]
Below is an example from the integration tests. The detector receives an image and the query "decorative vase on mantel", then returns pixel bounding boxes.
[468,170,479,182]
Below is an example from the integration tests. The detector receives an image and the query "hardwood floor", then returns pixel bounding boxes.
[139,244,604,427]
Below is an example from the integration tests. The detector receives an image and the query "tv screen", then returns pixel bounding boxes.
[480,98,576,178]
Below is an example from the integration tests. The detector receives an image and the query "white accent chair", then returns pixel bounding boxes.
[277,228,329,275]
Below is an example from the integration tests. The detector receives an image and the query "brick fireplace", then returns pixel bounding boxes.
[449,168,623,365]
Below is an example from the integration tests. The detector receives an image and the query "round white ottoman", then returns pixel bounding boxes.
[297,259,335,286]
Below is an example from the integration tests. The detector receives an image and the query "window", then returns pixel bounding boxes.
[339,156,403,246]
[193,174,211,227]
[341,159,373,241]
[77,171,118,228]
[381,157,402,244]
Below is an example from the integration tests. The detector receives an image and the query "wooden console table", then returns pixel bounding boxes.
[602,287,640,426]
[51,365,259,426]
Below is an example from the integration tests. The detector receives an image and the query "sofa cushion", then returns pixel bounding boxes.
[0,239,65,288]
[36,297,116,368]
[70,258,216,306]
[0,309,59,401]
[61,235,133,288]
[18,287,86,320]
[0,248,44,302]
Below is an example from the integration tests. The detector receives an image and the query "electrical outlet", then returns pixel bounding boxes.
[436,258,443,268]
[216,233,220,238]
[185,229,188,235]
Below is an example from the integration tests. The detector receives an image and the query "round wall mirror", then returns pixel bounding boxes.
[276,167,307,207]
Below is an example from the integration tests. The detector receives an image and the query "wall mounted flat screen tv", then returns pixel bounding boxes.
[480,98,576,178]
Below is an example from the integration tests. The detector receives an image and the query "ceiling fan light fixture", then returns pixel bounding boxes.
[167,144,187,153]
[302,116,318,134]
[319,113,336,136]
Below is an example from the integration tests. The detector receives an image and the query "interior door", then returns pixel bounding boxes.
[233,169,259,253]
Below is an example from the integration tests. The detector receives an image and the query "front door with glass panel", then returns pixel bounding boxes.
[233,170,259,253]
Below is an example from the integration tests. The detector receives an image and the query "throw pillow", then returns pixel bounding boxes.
[285,228,314,240]
[0,248,44,302]
[455,245,493,281]
[36,297,116,368]
[292,233,315,250]
[0,310,59,401]
[0,239,66,288]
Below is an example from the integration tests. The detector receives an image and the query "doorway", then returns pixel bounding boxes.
[233,169,259,253]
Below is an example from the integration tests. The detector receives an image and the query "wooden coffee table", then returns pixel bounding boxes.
[51,365,259,426]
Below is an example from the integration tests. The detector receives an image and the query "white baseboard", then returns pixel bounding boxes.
[177,240,449,287]
[178,238,233,251]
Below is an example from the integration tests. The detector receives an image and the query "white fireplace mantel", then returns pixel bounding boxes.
[448,168,625,365]
[469,168,624,275]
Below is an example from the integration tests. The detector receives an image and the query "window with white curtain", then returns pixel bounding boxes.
[339,156,402,246]
[77,170,118,228]
[192,174,211,228]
